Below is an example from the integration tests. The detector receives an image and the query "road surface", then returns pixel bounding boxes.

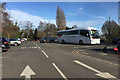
[1,41,119,80]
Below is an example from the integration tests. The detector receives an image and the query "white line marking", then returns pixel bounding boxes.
[84,53,88,55]
[76,52,118,66]
[99,53,107,56]
[81,52,85,53]
[52,63,68,80]
[74,60,101,73]
[41,50,49,58]
[34,47,37,48]
[38,47,41,49]
[33,42,41,49]
[0,65,3,66]
[74,60,117,79]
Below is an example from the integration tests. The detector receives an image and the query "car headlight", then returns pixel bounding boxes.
[2,45,5,47]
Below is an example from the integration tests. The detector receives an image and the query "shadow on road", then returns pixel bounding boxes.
[90,48,119,55]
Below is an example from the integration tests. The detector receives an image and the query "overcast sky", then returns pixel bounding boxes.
[5,2,118,30]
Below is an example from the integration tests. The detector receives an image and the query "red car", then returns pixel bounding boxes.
[114,41,120,54]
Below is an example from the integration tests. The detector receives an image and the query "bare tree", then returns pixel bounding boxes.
[23,21,33,39]
[101,20,120,42]
[37,21,57,38]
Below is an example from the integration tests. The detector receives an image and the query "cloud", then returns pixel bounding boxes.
[79,8,83,10]
[97,16,106,19]
[7,9,56,28]
[67,20,105,28]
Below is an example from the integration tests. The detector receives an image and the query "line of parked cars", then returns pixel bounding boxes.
[0,37,27,52]
[39,37,57,43]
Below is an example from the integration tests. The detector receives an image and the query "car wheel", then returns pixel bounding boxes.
[14,43,18,46]
[51,40,54,43]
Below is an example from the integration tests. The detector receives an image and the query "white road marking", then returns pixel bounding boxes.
[76,53,118,66]
[0,65,3,66]
[41,50,49,58]
[99,53,107,56]
[83,52,88,55]
[79,50,84,51]
[34,47,37,48]
[52,63,68,80]
[81,52,85,53]
[0,57,8,59]
[74,60,117,79]
[38,47,41,49]
[29,47,31,49]
[33,42,41,49]
[20,65,36,80]
[21,47,24,49]
[73,47,79,49]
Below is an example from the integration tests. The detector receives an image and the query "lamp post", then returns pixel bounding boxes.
[108,17,111,45]
[103,17,111,53]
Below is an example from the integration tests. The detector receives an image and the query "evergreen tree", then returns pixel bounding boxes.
[56,6,66,31]
[29,29,34,41]
[33,28,38,40]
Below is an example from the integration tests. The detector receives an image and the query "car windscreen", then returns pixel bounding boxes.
[91,30,100,38]
[10,39,17,41]
[2,38,8,42]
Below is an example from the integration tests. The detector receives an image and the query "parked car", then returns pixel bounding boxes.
[117,41,120,54]
[23,38,27,41]
[9,38,22,46]
[40,37,57,43]
[1,38,10,51]
[0,38,2,52]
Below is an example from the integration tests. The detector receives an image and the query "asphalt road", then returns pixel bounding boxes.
[1,41,120,80]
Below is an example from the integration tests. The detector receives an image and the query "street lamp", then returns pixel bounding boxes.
[103,17,111,53]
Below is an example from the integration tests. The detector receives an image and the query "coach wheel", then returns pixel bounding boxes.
[62,40,65,44]
[79,40,83,45]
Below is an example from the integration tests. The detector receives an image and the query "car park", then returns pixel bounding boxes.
[9,38,22,46]
[40,37,57,43]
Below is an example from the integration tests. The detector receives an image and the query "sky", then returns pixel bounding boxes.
[5,2,118,30]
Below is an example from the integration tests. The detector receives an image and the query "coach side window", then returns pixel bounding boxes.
[69,30,79,35]
[80,30,90,37]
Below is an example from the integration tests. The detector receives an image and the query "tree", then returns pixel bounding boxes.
[56,6,66,31]
[1,3,20,38]
[37,21,57,38]
[22,21,33,39]
[101,20,120,42]
[72,25,78,29]
[29,29,33,41]
[33,28,38,40]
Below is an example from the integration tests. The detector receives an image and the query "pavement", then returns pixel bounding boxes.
[1,41,120,80]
